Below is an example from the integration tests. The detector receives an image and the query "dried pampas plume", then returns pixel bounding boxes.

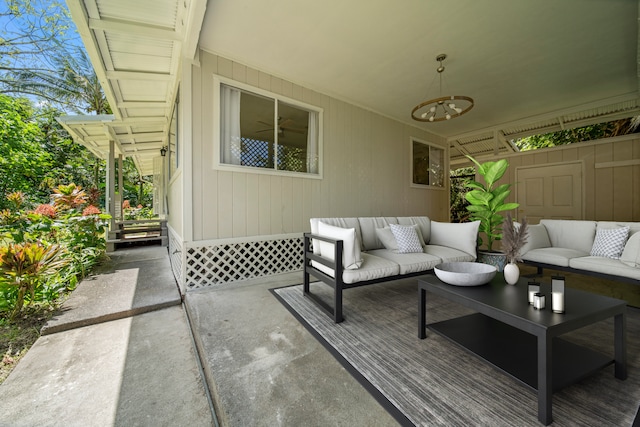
[502,213,528,263]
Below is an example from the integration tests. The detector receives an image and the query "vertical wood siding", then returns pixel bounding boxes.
[191,51,448,240]
[505,136,640,222]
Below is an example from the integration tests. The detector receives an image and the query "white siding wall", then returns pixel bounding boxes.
[191,50,448,241]
[167,170,183,236]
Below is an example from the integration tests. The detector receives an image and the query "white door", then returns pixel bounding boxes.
[516,162,583,224]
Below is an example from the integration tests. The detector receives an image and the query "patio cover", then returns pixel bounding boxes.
[58,0,207,176]
[60,0,640,173]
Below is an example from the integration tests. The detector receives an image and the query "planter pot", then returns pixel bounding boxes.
[477,250,507,272]
[503,261,520,285]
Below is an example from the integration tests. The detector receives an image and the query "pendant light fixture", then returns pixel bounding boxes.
[411,54,474,122]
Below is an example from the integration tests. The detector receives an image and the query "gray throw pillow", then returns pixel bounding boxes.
[389,224,424,254]
[590,226,629,259]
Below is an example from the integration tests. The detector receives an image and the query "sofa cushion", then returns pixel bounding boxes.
[389,224,424,253]
[375,227,398,250]
[396,217,431,243]
[317,221,363,270]
[424,245,476,263]
[539,220,596,253]
[429,220,480,257]
[368,249,441,274]
[313,253,401,284]
[310,218,363,254]
[521,247,588,267]
[597,221,640,236]
[569,256,640,280]
[519,224,551,255]
[357,217,399,251]
[621,232,640,268]
[375,225,426,251]
[590,226,629,259]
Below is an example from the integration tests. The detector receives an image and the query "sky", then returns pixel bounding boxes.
[0,0,86,110]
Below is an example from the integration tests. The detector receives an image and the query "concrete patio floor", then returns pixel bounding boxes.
[185,272,398,427]
[3,245,635,426]
[0,245,397,426]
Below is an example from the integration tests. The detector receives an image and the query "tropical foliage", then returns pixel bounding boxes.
[0,186,110,317]
[464,156,519,252]
[513,118,640,151]
[0,94,154,210]
[450,167,473,223]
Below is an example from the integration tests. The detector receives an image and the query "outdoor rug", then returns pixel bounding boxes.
[272,278,640,427]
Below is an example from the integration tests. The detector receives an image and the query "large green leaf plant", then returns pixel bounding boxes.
[464,156,519,252]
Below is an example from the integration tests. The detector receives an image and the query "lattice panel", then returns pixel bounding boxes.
[240,137,273,168]
[277,145,304,172]
[185,236,304,289]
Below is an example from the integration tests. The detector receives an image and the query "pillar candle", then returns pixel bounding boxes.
[552,291,565,313]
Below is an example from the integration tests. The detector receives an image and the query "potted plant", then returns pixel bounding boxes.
[464,155,519,271]
[501,213,529,284]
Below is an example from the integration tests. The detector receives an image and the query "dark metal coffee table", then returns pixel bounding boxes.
[418,274,627,425]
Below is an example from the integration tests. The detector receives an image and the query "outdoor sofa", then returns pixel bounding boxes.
[303,216,480,322]
[521,219,640,285]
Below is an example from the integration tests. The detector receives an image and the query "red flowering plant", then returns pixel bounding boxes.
[82,205,101,216]
[0,185,111,316]
[0,196,54,244]
[63,204,110,252]
[34,204,57,218]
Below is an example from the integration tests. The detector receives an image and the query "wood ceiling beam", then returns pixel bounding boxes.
[116,101,169,109]
[106,71,172,81]
[88,18,181,41]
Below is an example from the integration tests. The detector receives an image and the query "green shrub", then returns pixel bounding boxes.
[0,184,110,316]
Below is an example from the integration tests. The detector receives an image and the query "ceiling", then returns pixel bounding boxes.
[200,0,640,165]
[60,0,640,174]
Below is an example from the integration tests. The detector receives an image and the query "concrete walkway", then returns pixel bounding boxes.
[0,245,397,427]
[0,246,214,427]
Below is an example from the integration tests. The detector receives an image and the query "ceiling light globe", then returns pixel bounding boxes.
[429,116,435,122]
[421,112,428,118]
[445,113,451,120]
[430,106,436,113]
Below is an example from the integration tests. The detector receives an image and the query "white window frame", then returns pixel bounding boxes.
[410,137,445,189]
[213,75,323,179]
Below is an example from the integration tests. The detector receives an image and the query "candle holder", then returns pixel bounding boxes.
[551,275,565,313]
[533,292,546,310]
[528,281,540,305]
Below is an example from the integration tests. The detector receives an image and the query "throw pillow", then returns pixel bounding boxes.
[590,226,629,259]
[375,227,398,250]
[429,221,480,257]
[376,225,426,251]
[389,224,423,254]
[317,221,363,270]
[620,232,640,267]
[518,224,551,255]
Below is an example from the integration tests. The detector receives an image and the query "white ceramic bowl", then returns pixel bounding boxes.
[434,262,497,286]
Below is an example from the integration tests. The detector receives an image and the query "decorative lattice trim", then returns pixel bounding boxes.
[184,236,304,289]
